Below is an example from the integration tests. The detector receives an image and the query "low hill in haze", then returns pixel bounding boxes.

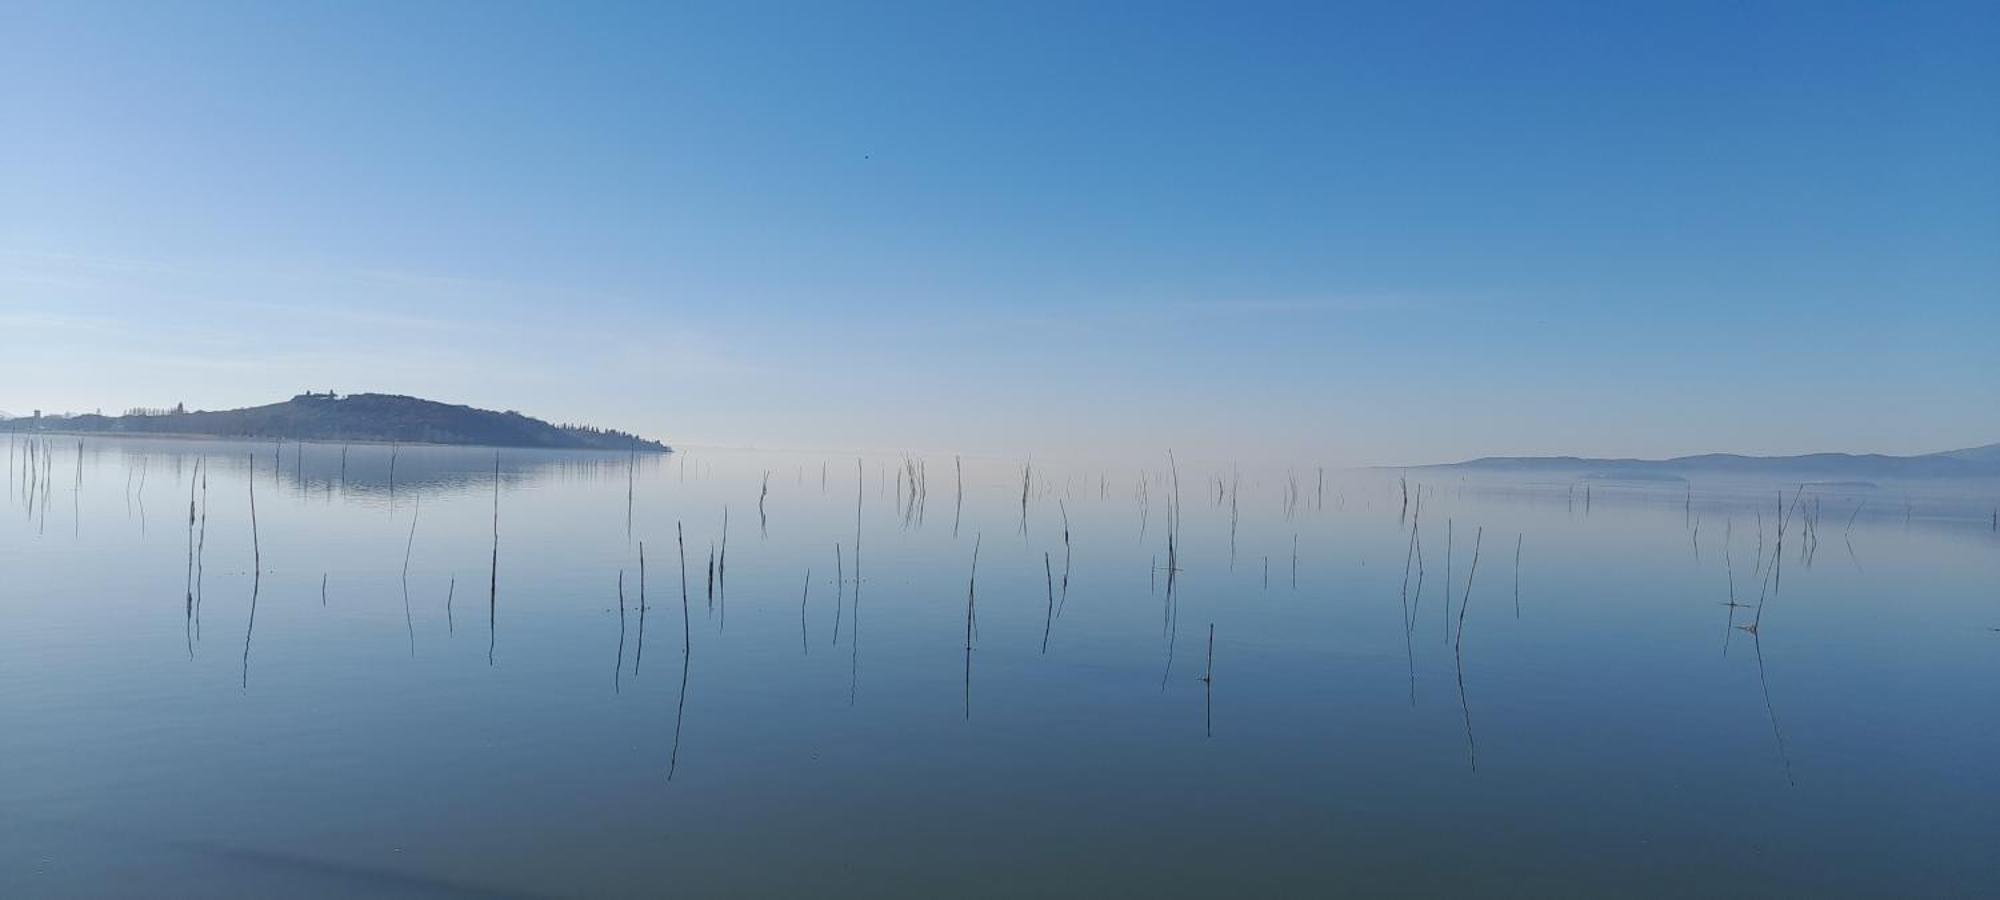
[1412,443,2000,479]
[2,393,669,452]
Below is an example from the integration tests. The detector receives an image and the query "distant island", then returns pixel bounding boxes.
[0,393,669,452]
[1414,442,2000,480]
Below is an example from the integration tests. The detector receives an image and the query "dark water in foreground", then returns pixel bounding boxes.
[3,437,1997,897]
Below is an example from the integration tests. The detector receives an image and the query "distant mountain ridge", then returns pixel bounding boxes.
[1,393,668,452]
[1417,443,2000,479]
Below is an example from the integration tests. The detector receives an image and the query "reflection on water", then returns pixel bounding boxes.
[3,435,1999,896]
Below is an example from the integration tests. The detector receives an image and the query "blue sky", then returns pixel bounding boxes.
[3,1,1995,463]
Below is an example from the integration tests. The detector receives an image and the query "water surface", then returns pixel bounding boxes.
[3,437,1997,896]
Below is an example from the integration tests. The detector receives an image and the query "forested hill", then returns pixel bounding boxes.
[1,393,669,451]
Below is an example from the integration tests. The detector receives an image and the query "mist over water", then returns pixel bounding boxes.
[4,437,1997,897]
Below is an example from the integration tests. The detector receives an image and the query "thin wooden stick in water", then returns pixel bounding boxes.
[185,459,198,601]
[1456,527,1483,648]
[488,452,499,665]
[185,459,198,656]
[668,534,692,781]
[1041,551,1054,654]
[1216,472,1232,568]
[1412,495,1428,627]
[1722,520,1750,650]
[1202,623,1215,738]
[1020,462,1031,536]
[248,453,260,575]
[241,566,261,689]
[1447,528,1483,770]
[718,507,729,623]
[1055,500,1074,614]
[799,569,811,655]
[832,542,844,646]
[242,452,262,690]
[402,496,420,656]
[615,570,626,693]
[634,541,648,675]
[1399,493,1420,632]
[402,500,422,568]
[1443,518,1453,642]
[676,522,689,655]
[964,534,981,719]
[196,465,207,639]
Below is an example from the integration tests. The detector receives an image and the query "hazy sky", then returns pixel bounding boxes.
[4,1,1995,464]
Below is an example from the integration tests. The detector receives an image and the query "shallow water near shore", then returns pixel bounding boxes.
[3,437,1997,897]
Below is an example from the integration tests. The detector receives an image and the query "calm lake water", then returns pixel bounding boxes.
[4,437,1997,897]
